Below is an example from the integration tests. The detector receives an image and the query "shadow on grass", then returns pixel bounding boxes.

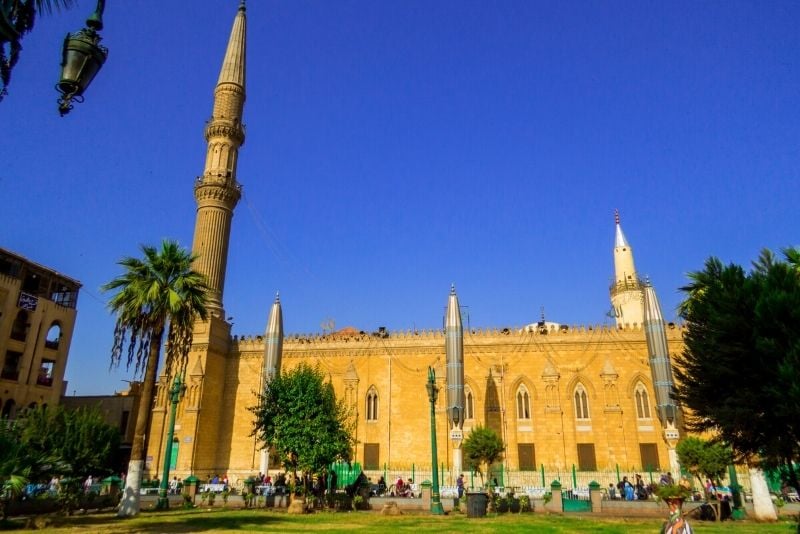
[31,508,284,533]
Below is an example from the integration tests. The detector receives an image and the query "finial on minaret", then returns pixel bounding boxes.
[450,283,456,295]
[275,291,280,302]
[540,305,545,323]
[614,210,630,248]
[239,0,246,11]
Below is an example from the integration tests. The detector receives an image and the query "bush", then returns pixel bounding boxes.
[518,494,531,513]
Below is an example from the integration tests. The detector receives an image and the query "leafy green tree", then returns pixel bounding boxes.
[103,240,208,516]
[16,405,120,479]
[0,0,76,100]
[674,247,800,493]
[0,419,27,520]
[463,425,504,489]
[250,363,353,498]
[676,437,732,498]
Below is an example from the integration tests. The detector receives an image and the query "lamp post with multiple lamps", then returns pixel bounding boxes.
[156,373,186,510]
[425,366,444,515]
[56,0,108,116]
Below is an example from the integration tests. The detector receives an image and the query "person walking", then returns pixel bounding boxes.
[457,474,465,498]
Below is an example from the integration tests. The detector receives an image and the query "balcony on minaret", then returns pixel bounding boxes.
[609,276,642,297]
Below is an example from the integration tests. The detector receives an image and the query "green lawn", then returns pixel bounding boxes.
[2,509,797,533]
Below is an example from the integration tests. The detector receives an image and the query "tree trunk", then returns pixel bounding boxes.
[748,465,777,521]
[117,328,164,517]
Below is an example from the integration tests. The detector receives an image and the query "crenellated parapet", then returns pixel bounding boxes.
[227,321,685,359]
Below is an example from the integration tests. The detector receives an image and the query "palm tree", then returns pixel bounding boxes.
[1,0,77,100]
[103,240,207,517]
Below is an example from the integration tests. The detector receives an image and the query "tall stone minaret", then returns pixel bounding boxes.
[145,3,248,482]
[191,0,247,316]
[610,210,644,327]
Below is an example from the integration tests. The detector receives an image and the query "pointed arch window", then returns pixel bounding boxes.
[366,387,378,422]
[464,388,474,420]
[574,384,590,420]
[516,385,531,420]
[634,382,651,419]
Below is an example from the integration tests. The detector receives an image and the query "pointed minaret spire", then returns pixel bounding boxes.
[614,209,630,248]
[263,292,284,382]
[444,285,466,477]
[217,2,247,88]
[609,210,643,327]
[191,4,247,316]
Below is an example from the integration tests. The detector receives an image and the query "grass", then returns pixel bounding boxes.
[1,509,797,533]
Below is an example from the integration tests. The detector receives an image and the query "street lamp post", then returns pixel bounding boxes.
[56,0,108,116]
[156,374,186,510]
[425,367,444,515]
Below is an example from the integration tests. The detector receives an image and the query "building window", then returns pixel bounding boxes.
[465,389,474,420]
[577,443,597,471]
[634,383,651,419]
[120,410,130,435]
[366,387,378,421]
[516,385,531,420]
[574,384,590,420]
[45,323,62,350]
[518,443,536,470]
[10,311,29,342]
[1,351,22,382]
[36,360,55,387]
[364,443,380,470]
[1,399,16,419]
[639,443,660,470]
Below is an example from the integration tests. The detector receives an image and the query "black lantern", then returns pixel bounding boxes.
[56,0,108,116]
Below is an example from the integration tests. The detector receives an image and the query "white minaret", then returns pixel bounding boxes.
[610,210,644,327]
[445,285,465,478]
[642,281,680,475]
[259,293,284,474]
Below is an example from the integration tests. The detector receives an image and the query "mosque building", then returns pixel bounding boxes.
[144,3,685,485]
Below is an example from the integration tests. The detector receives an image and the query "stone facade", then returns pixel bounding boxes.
[146,321,684,482]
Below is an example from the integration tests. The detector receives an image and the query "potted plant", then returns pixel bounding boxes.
[654,479,693,503]
[508,493,521,513]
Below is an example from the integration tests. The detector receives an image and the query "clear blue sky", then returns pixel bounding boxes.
[2,1,798,395]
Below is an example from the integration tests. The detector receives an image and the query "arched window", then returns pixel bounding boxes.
[516,385,531,420]
[635,382,651,419]
[366,387,378,421]
[574,384,590,420]
[45,323,62,349]
[465,388,474,420]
